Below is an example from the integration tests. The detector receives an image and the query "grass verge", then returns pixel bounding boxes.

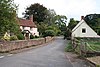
[65,41,73,52]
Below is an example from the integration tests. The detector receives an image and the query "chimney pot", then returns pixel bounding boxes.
[81,16,84,20]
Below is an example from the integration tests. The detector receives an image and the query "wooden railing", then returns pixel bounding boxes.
[71,37,100,57]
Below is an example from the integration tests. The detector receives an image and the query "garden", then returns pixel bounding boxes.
[65,37,100,66]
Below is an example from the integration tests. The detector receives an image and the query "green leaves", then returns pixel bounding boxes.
[68,18,78,30]
[43,30,55,37]
[84,14,100,35]
[0,0,20,37]
[24,3,47,22]
[24,3,68,36]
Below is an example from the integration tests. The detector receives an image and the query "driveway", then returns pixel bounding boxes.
[0,37,73,67]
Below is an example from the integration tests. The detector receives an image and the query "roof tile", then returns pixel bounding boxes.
[18,18,37,27]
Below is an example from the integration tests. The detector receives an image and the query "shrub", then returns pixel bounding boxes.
[2,32,10,41]
[43,30,55,37]
[34,35,39,38]
[10,35,18,41]
[17,33,25,40]
[65,41,73,52]
[30,35,35,39]
[30,35,39,39]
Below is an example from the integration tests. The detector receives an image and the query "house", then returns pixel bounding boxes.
[72,16,99,38]
[18,15,39,39]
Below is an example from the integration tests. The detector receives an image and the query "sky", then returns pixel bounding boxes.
[14,0,100,21]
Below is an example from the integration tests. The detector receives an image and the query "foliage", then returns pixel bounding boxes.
[30,35,35,39]
[76,38,100,54]
[54,15,67,34]
[0,0,20,36]
[24,3,47,23]
[37,22,48,36]
[65,41,73,52]
[47,26,60,35]
[45,14,67,36]
[63,28,71,39]
[34,35,39,38]
[24,3,68,37]
[43,30,55,37]
[65,18,79,38]
[84,14,100,35]
[68,18,79,30]
[30,35,39,39]
[10,35,18,41]
[82,38,100,51]
[16,33,25,40]
[2,32,10,41]
[44,9,56,25]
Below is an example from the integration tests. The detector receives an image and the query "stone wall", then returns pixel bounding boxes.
[0,37,54,52]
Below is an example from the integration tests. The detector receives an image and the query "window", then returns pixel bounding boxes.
[30,27,33,31]
[82,28,86,33]
[23,26,25,29]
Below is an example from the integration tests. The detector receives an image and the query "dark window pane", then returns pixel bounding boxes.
[82,28,86,33]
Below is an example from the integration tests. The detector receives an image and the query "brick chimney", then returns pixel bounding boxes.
[81,16,84,20]
[29,15,33,22]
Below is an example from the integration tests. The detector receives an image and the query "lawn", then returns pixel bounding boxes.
[65,41,73,52]
[87,41,100,51]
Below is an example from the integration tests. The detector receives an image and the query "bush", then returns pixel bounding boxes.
[43,30,55,37]
[65,41,73,52]
[34,35,39,38]
[17,33,25,40]
[63,29,71,39]
[30,35,35,39]
[10,35,18,41]
[30,35,39,39]
[2,32,10,41]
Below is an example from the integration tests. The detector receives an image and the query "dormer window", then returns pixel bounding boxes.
[82,28,86,33]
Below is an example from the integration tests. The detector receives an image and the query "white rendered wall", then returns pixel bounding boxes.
[30,28,39,36]
[20,26,39,36]
[72,21,99,37]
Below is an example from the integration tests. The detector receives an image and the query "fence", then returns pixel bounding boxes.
[71,37,100,56]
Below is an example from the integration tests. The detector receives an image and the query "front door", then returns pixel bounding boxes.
[25,33,29,40]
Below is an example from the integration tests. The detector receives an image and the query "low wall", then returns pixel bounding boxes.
[0,37,54,52]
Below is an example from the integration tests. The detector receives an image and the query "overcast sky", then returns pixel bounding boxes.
[14,0,100,21]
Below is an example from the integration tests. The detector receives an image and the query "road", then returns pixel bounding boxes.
[0,37,73,67]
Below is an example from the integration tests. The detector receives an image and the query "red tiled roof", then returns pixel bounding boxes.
[18,18,37,27]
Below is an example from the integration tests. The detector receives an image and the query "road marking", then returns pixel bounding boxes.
[0,56,4,59]
[7,54,13,56]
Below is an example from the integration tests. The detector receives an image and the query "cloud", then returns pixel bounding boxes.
[65,0,97,20]
[14,0,99,20]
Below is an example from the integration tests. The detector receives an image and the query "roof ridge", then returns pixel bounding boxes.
[72,20,85,32]
[18,18,37,27]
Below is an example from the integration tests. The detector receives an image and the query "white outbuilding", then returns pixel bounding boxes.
[72,16,99,38]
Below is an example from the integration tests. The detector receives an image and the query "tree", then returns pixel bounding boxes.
[54,15,67,34]
[84,14,100,35]
[65,18,79,38]
[24,3,47,23]
[46,25,61,35]
[67,18,79,30]
[0,0,20,37]
[24,3,68,36]
[44,9,56,25]
[43,30,55,37]
[37,22,48,36]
